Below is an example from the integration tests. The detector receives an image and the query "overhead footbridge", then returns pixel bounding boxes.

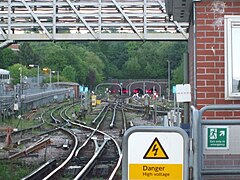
[0,0,190,47]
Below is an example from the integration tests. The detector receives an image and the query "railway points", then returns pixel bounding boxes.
[1,80,239,179]
[0,83,177,179]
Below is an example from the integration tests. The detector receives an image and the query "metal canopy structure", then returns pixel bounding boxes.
[165,0,192,22]
[0,0,189,47]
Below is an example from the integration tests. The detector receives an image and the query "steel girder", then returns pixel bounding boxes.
[0,0,189,47]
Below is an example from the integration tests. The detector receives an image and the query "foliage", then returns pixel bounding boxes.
[172,60,184,85]
[8,64,33,85]
[0,48,18,68]
[62,65,76,82]
[122,41,187,79]
[86,67,96,90]
[2,41,187,87]
[0,160,38,180]
[123,57,141,78]
[17,42,41,66]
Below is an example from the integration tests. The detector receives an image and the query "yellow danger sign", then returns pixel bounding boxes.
[129,164,183,179]
[143,137,169,159]
[124,127,187,180]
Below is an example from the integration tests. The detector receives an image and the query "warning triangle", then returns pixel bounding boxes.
[143,137,169,159]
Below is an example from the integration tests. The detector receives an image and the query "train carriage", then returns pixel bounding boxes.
[0,68,10,84]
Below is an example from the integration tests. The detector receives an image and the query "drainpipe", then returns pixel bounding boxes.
[193,1,198,107]
[184,53,189,124]
[192,2,200,180]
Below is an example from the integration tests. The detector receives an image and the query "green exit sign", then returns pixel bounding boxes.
[206,126,229,149]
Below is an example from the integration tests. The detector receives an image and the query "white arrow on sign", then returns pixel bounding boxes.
[219,130,225,136]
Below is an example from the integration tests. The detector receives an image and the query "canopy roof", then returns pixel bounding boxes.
[0,69,10,75]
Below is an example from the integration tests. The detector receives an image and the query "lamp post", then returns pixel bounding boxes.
[19,67,23,117]
[52,71,59,87]
[167,60,171,101]
[49,69,52,87]
[42,67,52,87]
[29,64,40,86]
[19,67,24,95]
[57,71,59,87]
[19,67,22,85]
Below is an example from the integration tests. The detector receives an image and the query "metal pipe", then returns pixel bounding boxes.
[184,53,189,123]
[200,104,240,112]
[7,0,11,40]
[167,60,170,101]
[201,120,240,125]
[191,105,200,180]
[202,169,240,175]
[193,2,197,106]
[49,69,52,87]
[37,65,40,86]
[57,71,59,87]
[143,81,146,94]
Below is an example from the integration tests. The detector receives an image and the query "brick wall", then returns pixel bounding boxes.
[187,2,240,177]
[190,1,240,119]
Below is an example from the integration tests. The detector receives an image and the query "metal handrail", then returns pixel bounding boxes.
[191,104,240,179]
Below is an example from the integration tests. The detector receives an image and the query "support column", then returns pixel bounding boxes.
[183,52,189,123]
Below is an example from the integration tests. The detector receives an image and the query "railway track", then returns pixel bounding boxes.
[72,101,123,179]
[1,96,166,179]
[23,100,122,179]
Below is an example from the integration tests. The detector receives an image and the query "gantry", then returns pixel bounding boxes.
[0,0,190,47]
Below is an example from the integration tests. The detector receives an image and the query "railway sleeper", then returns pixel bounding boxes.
[88,164,111,178]
[22,159,57,180]
[74,139,109,179]
[64,165,83,177]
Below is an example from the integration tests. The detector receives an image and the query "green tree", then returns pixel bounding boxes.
[96,41,128,78]
[123,57,141,78]
[18,42,40,66]
[8,64,31,85]
[86,68,96,91]
[12,41,187,88]
[126,42,140,58]
[144,62,155,78]
[84,51,104,75]
[0,48,18,68]
[42,43,68,70]
[62,66,76,82]
[172,60,184,85]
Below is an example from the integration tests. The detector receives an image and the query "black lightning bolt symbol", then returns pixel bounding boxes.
[152,144,158,156]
